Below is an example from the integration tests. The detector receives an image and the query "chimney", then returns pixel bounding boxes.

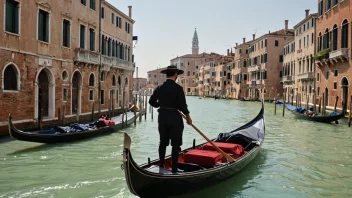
[227,49,229,56]
[305,9,310,18]
[243,38,246,44]
[236,43,238,47]
[252,34,255,41]
[285,20,289,32]
[128,6,132,18]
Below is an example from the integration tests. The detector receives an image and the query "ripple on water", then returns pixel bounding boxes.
[0,97,352,198]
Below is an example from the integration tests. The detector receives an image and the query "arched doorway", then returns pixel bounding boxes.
[72,71,82,114]
[35,68,55,119]
[341,77,349,110]
[38,70,49,117]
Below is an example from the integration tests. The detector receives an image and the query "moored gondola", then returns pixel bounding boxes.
[122,101,265,197]
[285,103,345,124]
[8,109,139,144]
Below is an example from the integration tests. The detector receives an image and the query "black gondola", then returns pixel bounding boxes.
[285,104,345,124]
[122,101,265,197]
[8,110,139,144]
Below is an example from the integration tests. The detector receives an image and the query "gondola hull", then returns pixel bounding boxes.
[290,110,345,123]
[123,102,265,197]
[8,111,139,144]
[123,142,261,197]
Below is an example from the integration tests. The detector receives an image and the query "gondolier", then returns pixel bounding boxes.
[149,65,192,173]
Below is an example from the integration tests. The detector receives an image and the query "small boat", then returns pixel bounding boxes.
[122,102,265,197]
[8,108,139,144]
[286,104,345,124]
[239,97,250,101]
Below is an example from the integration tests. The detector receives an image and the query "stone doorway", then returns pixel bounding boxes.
[72,71,82,114]
[341,77,349,110]
[38,70,49,118]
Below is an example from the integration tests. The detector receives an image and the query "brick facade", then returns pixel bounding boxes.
[0,0,135,136]
[315,0,352,110]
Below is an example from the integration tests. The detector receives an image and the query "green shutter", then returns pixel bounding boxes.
[80,25,85,48]
[119,18,121,28]
[62,21,66,46]
[45,12,49,42]
[67,22,70,46]
[5,0,13,32]
[38,11,43,41]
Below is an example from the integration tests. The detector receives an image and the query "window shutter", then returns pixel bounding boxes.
[67,22,71,46]
[119,18,121,28]
[62,21,66,46]
[45,13,49,42]
[38,11,44,40]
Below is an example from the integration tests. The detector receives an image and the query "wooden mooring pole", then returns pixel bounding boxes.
[313,91,316,113]
[274,97,277,115]
[318,98,321,113]
[91,102,94,122]
[282,91,286,117]
[349,95,352,127]
[134,96,137,126]
[322,93,325,116]
[334,96,339,112]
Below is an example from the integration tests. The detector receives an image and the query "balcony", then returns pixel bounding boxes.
[248,65,260,73]
[249,80,257,87]
[282,76,293,83]
[74,49,100,64]
[297,72,314,81]
[101,55,135,71]
[329,48,349,62]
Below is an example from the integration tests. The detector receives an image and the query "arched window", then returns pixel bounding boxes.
[125,77,128,85]
[318,32,322,51]
[341,19,348,48]
[112,74,116,86]
[323,28,330,49]
[118,75,121,86]
[89,73,95,86]
[112,40,115,57]
[108,38,111,56]
[101,35,106,55]
[332,24,338,51]
[3,64,18,91]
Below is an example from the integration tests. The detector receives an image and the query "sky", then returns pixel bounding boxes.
[109,0,318,78]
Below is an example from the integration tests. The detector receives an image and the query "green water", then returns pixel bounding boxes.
[0,97,351,198]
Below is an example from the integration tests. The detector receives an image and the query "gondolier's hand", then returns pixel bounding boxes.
[186,114,192,125]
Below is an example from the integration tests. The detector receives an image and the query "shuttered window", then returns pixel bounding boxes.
[5,0,19,34]
[62,19,70,47]
[101,7,104,18]
[80,25,85,48]
[81,0,86,6]
[111,13,114,24]
[38,9,49,42]
[89,28,95,51]
[3,65,18,90]
[90,0,95,10]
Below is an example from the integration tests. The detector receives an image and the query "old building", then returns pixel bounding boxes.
[170,29,210,96]
[283,10,318,104]
[315,0,351,110]
[232,37,253,99]
[247,20,294,100]
[147,67,167,87]
[133,77,147,91]
[0,0,135,134]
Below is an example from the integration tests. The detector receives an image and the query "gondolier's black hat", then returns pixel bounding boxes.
[160,65,184,75]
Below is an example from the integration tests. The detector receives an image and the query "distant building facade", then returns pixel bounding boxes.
[147,67,167,87]
[133,78,147,91]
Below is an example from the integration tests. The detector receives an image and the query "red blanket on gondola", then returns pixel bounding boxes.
[184,149,223,167]
[202,142,244,156]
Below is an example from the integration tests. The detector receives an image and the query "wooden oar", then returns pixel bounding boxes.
[178,111,234,163]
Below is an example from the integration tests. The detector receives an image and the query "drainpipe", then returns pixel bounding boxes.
[98,0,102,115]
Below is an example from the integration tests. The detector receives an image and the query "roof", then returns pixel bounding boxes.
[170,52,221,61]
[193,28,198,41]
[293,13,318,29]
[147,67,167,73]
[285,37,295,45]
[251,29,295,44]
[103,0,135,23]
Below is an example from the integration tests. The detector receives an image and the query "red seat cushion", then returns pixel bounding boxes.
[184,149,223,167]
[203,142,244,156]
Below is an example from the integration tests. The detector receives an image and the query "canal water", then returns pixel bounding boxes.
[0,97,351,198]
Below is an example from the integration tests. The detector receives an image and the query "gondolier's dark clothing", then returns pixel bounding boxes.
[149,79,190,147]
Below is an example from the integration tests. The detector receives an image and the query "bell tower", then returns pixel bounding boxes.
[192,28,199,55]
